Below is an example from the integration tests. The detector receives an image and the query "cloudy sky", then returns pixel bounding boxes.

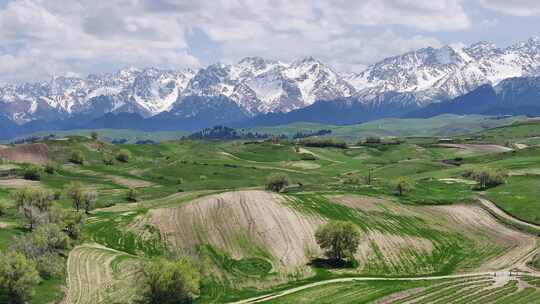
[0,0,539,84]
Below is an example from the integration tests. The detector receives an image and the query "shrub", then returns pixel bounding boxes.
[116,149,132,162]
[44,163,56,175]
[266,173,289,192]
[300,153,317,161]
[300,138,347,149]
[140,258,200,304]
[70,150,85,164]
[127,188,138,202]
[0,251,41,304]
[395,178,412,196]
[315,221,360,262]
[364,136,381,144]
[23,166,41,181]
[103,155,114,165]
[0,201,7,217]
[90,132,99,140]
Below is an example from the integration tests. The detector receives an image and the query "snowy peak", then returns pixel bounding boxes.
[2,37,540,125]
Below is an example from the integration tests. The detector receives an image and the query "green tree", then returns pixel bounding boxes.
[90,132,99,140]
[70,150,85,165]
[83,189,98,214]
[266,173,289,192]
[395,178,411,196]
[11,188,53,230]
[465,169,506,190]
[116,149,132,163]
[66,182,85,212]
[10,224,70,279]
[0,251,41,304]
[23,166,41,181]
[315,221,360,262]
[140,258,200,304]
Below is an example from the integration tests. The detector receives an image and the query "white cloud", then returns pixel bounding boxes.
[0,0,470,82]
[479,0,540,16]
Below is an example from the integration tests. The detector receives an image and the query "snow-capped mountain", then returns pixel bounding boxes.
[346,37,540,106]
[1,37,540,129]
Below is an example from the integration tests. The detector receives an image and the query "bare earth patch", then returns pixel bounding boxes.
[0,179,40,188]
[151,190,323,272]
[107,175,153,188]
[0,143,49,165]
[438,178,477,185]
[283,161,321,170]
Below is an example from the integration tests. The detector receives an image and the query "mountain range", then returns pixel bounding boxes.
[2,37,540,139]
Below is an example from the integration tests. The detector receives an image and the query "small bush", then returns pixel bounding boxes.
[364,136,381,144]
[90,132,98,140]
[103,155,114,165]
[44,163,56,175]
[0,202,7,217]
[300,153,317,161]
[70,150,85,165]
[126,188,138,202]
[266,173,289,192]
[116,149,132,163]
[23,166,41,181]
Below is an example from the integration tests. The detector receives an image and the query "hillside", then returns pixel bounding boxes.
[1,120,540,303]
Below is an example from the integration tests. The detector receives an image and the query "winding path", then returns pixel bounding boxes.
[478,198,540,233]
[229,198,540,304]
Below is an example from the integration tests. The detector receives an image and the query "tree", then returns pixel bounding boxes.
[9,224,70,279]
[90,132,99,140]
[395,178,411,196]
[66,182,85,212]
[70,150,85,165]
[23,166,41,181]
[266,173,289,192]
[83,190,98,214]
[140,258,200,304]
[116,149,132,162]
[464,169,506,190]
[315,221,360,262]
[126,188,138,202]
[0,251,41,304]
[11,188,53,230]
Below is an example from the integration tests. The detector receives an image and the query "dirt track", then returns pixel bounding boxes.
[438,143,512,154]
[0,179,41,188]
[151,190,323,271]
[0,143,49,165]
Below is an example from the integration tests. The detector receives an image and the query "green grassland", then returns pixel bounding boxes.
[1,118,540,303]
[246,114,523,141]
